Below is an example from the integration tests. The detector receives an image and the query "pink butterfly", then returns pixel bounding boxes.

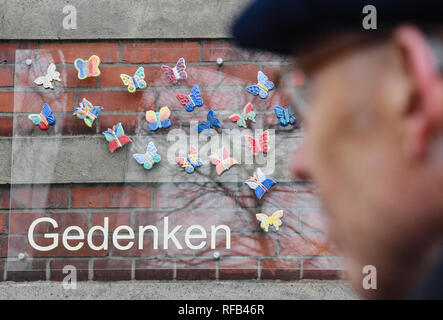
[244,130,270,156]
[161,57,187,84]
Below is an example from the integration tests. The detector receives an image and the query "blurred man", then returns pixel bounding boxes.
[233,1,443,299]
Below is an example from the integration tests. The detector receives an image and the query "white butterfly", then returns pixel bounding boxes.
[34,63,61,89]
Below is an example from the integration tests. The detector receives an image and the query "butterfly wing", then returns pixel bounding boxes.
[120,74,136,93]
[41,103,55,125]
[161,65,177,84]
[28,114,42,125]
[257,71,275,91]
[176,94,191,105]
[133,154,147,165]
[47,63,61,82]
[189,85,203,107]
[245,85,261,96]
[159,107,171,121]
[90,106,103,116]
[34,76,52,88]
[115,122,124,137]
[145,110,159,131]
[74,58,87,79]
[175,57,187,79]
[274,105,289,126]
[256,214,270,232]
[271,210,283,230]
[256,168,267,182]
[245,135,259,156]
[135,67,147,89]
[102,130,115,142]
[207,109,221,128]
[259,130,270,153]
[243,102,254,115]
[135,66,145,79]
[87,55,101,77]
[196,121,211,134]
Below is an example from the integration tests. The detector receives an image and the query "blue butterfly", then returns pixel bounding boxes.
[274,105,297,127]
[176,85,204,112]
[195,109,221,135]
[246,71,274,99]
[245,168,277,200]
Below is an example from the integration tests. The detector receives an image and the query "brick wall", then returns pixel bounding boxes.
[0,40,344,281]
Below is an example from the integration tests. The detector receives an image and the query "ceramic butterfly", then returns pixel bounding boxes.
[209,147,238,176]
[195,109,221,135]
[229,103,256,128]
[73,98,103,127]
[274,105,297,127]
[33,63,61,89]
[102,122,132,152]
[133,141,161,170]
[28,103,56,131]
[161,57,187,84]
[145,106,171,131]
[175,146,202,174]
[120,66,147,93]
[245,168,276,199]
[74,55,101,80]
[176,85,204,112]
[256,210,284,232]
[245,130,269,156]
[246,71,274,99]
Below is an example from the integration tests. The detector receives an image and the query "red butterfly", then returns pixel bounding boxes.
[161,57,187,84]
[245,130,269,156]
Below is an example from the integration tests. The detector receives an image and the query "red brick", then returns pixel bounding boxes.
[202,41,276,62]
[262,185,321,208]
[176,210,217,231]
[50,259,89,281]
[0,212,5,233]
[0,236,7,257]
[9,212,47,234]
[0,116,13,136]
[135,259,174,280]
[6,260,46,281]
[176,259,216,280]
[0,92,14,112]
[0,187,10,209]
[154,184,235,209]
[199,235,277,257]
[93,259,132,281]
[261,258,301,280]
[216,209,257,232]
[80,90,155,111]
[301,209,328,233]
[57,114,98,135]
[221,65,259,85]
[303,257,344,280]
[10,186,69,209]
[49,212,88,231]
[71,186,150,208]
[92,212,131,232]
[3,235,25,258]
[27,235,109,257]
[100,114,138,135]
[280,233,332,256]
[0,67,14,87]
[121,42,200,63]
[219,258,258,280]
[186,66,219,86]
[0,42,38,64]
[14,91,74,112]
[39,43,119,63]
[59,66,97,88]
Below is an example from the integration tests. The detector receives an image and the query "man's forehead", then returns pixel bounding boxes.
[296,33,388,75]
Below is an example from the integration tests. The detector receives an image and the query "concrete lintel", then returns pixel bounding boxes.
[0,0,250,40]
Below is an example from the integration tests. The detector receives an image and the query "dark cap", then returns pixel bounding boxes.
[232,0,443,55]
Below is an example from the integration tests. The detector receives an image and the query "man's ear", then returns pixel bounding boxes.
[393,25,443,160]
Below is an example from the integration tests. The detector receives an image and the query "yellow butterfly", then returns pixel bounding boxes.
[120,66,147,93]
[256,210,283,232]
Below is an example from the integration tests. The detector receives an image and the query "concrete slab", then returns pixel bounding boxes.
[0,0,250,40]
[0,280,358,300]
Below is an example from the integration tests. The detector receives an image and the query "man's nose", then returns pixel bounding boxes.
[290,143,312,181]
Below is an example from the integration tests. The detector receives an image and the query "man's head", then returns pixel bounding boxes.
[234,1,443,299]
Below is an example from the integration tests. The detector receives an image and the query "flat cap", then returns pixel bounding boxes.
[232,0,443,55]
